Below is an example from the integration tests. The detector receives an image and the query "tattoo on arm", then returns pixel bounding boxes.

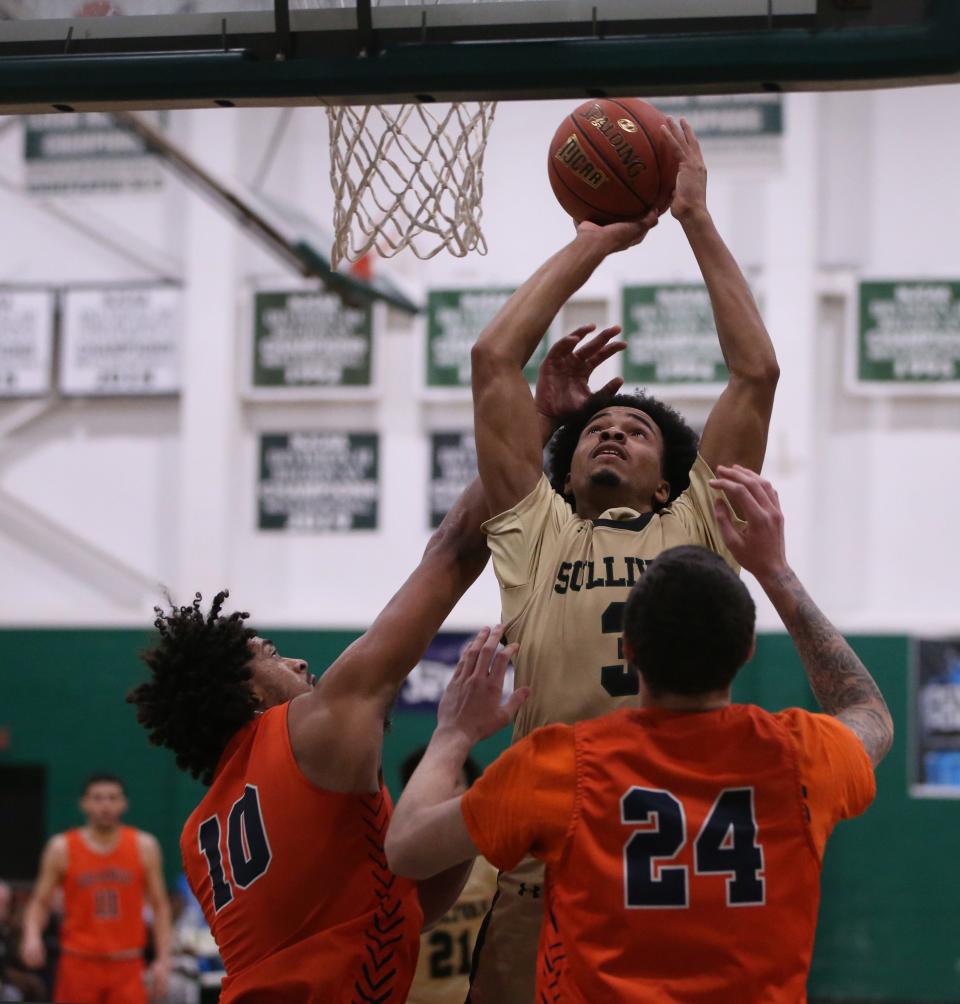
[771,571,893,766]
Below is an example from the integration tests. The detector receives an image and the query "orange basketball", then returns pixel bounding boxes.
[548,98,678,224]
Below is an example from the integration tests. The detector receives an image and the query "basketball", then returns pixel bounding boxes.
[547,98,679,224]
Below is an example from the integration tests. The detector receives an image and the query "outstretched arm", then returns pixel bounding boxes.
[663,119,779,474]
[288,479,492,791]
[710,465,893,766]
[387,626,527,879]
[472,217,657,516]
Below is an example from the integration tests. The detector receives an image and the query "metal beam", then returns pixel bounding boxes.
[0,10,956,113]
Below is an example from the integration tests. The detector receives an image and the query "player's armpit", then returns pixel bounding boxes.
[417,859,475,930]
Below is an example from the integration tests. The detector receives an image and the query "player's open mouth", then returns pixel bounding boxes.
[592,445,626,461]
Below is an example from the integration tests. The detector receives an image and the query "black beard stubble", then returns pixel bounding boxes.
[590,470,622,488]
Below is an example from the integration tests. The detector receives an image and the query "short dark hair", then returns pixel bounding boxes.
[400,745,482,790]
[624,546,755,696]
[128,591,258,786]
[545,391,699,509]
[82,774,125,796]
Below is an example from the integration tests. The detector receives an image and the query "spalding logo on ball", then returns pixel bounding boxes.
[548,98,679,224]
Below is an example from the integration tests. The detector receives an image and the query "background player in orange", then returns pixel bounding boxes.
[386,465,893,1003]
[467,117,780,999]
[21,774,172,1004]
[400,747,498,1004]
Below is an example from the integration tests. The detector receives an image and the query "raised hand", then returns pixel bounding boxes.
[575,210,659,253]
[660,117,708,222]
[437,626,528,746]
[535,324,626,425]
[709,464,789,584]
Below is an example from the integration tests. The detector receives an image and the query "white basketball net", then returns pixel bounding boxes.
[326,101,497,267]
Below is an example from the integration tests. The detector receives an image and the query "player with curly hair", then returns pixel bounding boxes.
[465,119,781,999]
[127,481,489,1004]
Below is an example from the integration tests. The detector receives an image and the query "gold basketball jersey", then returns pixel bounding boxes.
[406,858,499,1004]
[483,455,739,739]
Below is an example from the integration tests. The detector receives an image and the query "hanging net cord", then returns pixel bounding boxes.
[326,101,497,266]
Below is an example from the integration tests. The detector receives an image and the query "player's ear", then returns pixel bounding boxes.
[623,637,636,666]
[247,672,267,710]
[654,479,670,506]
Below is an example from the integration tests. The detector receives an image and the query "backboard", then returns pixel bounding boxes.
[0,1,955,112]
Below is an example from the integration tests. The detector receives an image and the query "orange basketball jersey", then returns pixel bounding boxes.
[61,825,146,957]
[181,704,422,1004]
[462,704,875,1003]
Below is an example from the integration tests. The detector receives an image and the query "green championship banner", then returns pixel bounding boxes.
[653,96,783,139]
[426,289,546,388]
[622,284,727,386]
[855,281,960,391]
[0,290,55,398]
[911,639,960,797]
[252,290,373,389]
[429,432,478,529]
[258,432,378,532]
[58,286,181,396]
[23,112,165,194]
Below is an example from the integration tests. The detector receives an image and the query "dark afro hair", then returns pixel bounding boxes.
[545,391,699,510]
[128,590,258,786]
[624,546,755,697]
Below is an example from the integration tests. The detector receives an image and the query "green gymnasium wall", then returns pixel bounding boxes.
[0,628,956,1001]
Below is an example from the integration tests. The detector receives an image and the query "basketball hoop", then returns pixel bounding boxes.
[326,101,497,268]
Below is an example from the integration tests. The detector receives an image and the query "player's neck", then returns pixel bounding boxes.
[576,488,653,521]
[82,823,121,848]
[641,688,731,713]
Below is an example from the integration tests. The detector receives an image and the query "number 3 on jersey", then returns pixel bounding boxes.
[198,785,272,912]
[621,787,765,908]
[600,601,639,696]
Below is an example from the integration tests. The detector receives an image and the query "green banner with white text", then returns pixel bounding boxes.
[857,281,960,387]
[427,289,545,387]
[622,284,726,385]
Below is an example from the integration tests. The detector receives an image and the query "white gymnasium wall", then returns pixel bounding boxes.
[0,88,958,633]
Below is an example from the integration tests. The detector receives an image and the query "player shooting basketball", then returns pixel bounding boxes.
[386,464,893,1002]
[463,118,781,999]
